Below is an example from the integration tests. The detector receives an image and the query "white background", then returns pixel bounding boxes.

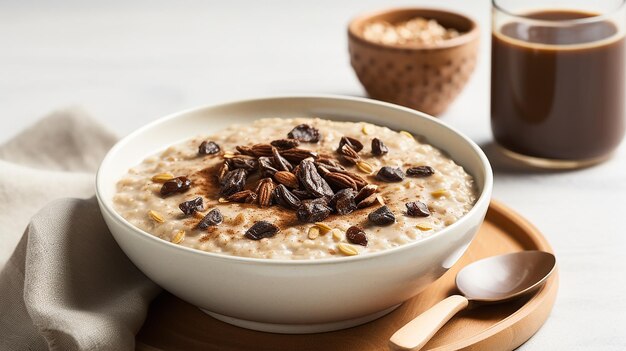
[1,0,625,349]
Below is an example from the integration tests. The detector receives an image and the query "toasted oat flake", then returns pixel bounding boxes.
[231,213,246,226]
[361,124,373,135]
[171,229,186,244]
[308,226,320,240]
[218,197,230,203]
[148,210,165,223]
[338,243,359,256]
[223,151,236,159]
[356,161,374,174]
[193,211,206,220]
[151,173,174,183]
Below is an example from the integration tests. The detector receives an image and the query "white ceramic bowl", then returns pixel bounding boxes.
[96,95,492,334]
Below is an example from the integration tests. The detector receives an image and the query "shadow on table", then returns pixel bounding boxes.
[479,141,581,175]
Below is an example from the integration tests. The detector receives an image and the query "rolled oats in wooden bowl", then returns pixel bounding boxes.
[96,96,492,333]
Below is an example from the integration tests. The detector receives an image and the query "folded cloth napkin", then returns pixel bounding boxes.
[0,109,161,351]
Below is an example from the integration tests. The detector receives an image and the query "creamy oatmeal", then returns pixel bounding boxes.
[114,118,476,259]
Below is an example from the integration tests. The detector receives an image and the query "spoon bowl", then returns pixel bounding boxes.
[389,250,556,351]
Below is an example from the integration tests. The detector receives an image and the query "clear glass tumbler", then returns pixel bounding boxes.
[491,0,626,168]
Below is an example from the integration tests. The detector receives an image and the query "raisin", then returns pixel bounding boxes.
[272,146,293,172]
[296,199,332,222]
[227,156,258,171]
[368,205,395,225]
[288,124,320,143]
[198,141,220,155]
[346,226,368,246]
[258,156,278,177]
[196,208,223,229]
[219,169,247,196]
[297,159,334,198]
[406,166,435,177]
[245,221,280,240]
[274,184,302,210]
[178,197,204,216]
[376,166,405,182]
[292,189,315,200]
[371,138,389,156]
[160,176,192,196]
[329,188,357,215]
[338,136,364,153]
[406,201,431,217]
[270,138,300,149]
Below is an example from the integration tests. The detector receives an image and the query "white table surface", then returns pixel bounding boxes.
[1,0,625,349]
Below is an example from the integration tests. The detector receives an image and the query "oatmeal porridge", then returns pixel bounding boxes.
[113,118,476,259]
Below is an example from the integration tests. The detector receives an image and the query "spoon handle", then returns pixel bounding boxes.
[389,295,469,351]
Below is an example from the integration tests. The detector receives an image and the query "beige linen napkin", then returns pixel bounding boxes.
[0,109,160,351]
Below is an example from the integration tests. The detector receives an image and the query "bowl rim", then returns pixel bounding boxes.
[96,94,493,266]
[348,7,480,51]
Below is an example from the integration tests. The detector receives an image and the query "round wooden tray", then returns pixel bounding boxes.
[136,200,558,351]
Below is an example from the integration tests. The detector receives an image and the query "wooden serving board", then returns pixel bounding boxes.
[136,200,558,351]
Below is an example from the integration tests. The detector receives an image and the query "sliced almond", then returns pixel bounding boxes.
[399,130,414,139]
[151,173,174,183]
[314,222,332,234]
[356,160,374,174]
[331,228,343,241]
[148,210,165,224]
[337,243,359,256]
[223,151,236,159]
[431,189,449,197]
[171,229,185,244]
[308,226,320,240]
[274,171,299,188]
[415,223,433,231]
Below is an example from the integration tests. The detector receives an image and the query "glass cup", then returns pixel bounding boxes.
[491,0,626,168]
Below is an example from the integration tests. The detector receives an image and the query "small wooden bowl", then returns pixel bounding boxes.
[348,8,479,116]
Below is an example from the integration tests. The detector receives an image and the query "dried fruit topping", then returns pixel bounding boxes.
[338,136,364,153]
[227,190,257,203]
[274,184,302,210]
[160,176,192,196]
[371,138,389,156]
[288,124,320,143]
[324,172,358,191]
[198,141,220,155]
[272,147,293,172]
[258,156,278,177]
[197,208,223,229]
[406,201,431,217]
[357,194,385,209]
[315,158,346,171]
[256,178,276,207]
[297,159,334,198]
[342,171,368,189]
[274,171,299,188]
[280,148,319,163]
[179,197,204,216]
[217,162,230,184]
[219,169,247,196]
[406,166,435,177]
[368,205,395,225]
[227,156,258,171]
[354,184,378,203]
[270,138,300,149]
[330,188,357,215]
[245,221,279,240]
[291,189,315,200]
[338,144,360,164]
[297,199,332,222]
[249,144,273,157]
[346,226,368,246]
[376,166,405,182]
[235,145,255,156]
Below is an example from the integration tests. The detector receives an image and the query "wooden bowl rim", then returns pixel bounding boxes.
[348,7,480,51]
